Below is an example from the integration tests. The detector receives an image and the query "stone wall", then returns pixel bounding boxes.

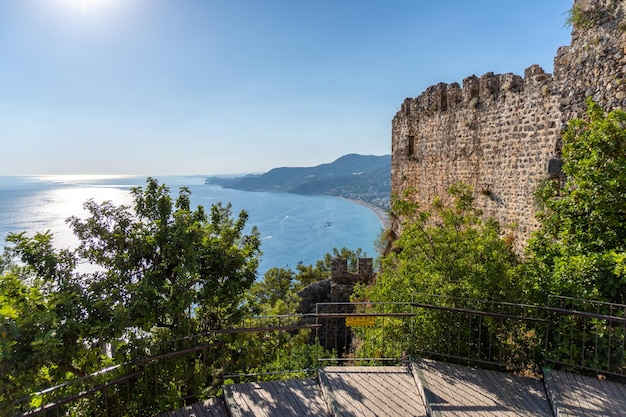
[297,258,375,356]
[391,0,626,250]
[297,257,375,314]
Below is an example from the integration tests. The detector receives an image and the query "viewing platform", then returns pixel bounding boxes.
[12,295,626,417]
[161,360,626,417]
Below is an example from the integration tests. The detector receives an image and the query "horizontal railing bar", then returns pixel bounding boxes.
[224,369,315,379]
[546,359,626,377]
[548,295,626,309]
[135,342,225,364]
[13,363,128,407]
[316,313,416,318]
[318,357,401,362]
[410,293,547,311]
[215,323,321,334]
[316,302,414,306]
[545,306,626,324]
[17,371,143,417]
[411,303,549,323]
[240,313,318,319]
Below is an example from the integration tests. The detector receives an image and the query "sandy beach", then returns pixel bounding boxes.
[346,198,390,229]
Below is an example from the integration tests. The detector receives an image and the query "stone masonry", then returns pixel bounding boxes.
[297,258,374,356]
[391,0,626,250]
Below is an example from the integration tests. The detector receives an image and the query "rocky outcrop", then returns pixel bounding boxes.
[297,258,374,355]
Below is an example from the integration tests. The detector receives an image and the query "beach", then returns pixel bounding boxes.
[347,198,389,229]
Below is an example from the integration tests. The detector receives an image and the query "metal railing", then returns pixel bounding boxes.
[316,297,549,372]
[10,315,323,417]
[545,295,626,377]
[10,296,626,416]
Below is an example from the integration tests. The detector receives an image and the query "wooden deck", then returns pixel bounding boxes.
[412,359,552,416]
[544,368,626,416]
[156,397,229,417]
[223,378,330,417]
[162,361,626,417]
[320,366,427,417]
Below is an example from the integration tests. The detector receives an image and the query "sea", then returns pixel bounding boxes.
[0,175,382,277]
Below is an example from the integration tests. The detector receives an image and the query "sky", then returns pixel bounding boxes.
[0,0,573,176]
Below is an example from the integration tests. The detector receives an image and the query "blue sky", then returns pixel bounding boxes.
[0,0,572,175]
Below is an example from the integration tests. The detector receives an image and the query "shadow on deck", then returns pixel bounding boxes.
[162,359,626,417]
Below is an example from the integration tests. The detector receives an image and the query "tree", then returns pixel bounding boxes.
[353,183,523,360]
[294,247,366,288]
[66,178,261,336]
[1,233,95,413]
[527,99,626,302]
[247,267,299,315]
[246,247,368,316]
[1,178,261,411]
[359,183,521,302]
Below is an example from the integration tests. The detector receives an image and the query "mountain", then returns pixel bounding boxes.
[205,154,391,209]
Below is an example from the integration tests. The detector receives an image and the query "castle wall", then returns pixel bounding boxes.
[391,0,626,249]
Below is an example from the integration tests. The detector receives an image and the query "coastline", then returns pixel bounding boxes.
[345,198,390,229]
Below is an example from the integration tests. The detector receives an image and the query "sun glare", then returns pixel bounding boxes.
[52,0,122,16]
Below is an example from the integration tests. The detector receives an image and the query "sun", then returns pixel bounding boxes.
[52,0,122,16]
[78,0,118,14]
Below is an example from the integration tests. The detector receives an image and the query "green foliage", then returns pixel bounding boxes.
[1,233,101,412]
[222,328,332,381]
[296,247,366,286]
[247,247,366,316]
[1,178,261,412]
[247,267,300,315]
[565,5,595,29]
[527,100,626,302]
[353,183,524,361]
[360,183,521,302]
[66,178,261,336]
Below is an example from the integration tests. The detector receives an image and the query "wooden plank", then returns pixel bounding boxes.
[321,366,427,417]
[233,382,271,417]
[413,359,551,416]
[604,376,626,412]
[261,381,296,417]
[475,367,549,415]
[322,370,370,416]
[201,398,230,417]
[191,402,207,417]
[156,398,229,417]
[544,369,626,416]
[255,379,325,417]
[225,378,329,417]
[223,385,244,417]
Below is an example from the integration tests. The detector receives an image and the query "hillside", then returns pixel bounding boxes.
[205,154,391,209]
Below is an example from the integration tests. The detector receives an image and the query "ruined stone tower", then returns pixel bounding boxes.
[391,0,626,249]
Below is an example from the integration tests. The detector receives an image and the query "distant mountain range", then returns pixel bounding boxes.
[205,154,391,210]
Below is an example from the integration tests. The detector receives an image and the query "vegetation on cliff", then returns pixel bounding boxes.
[361,183,521,303]
[526,99,626,303]
[353,183,524,361]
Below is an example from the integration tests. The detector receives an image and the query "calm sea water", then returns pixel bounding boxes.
[0,176,382,276]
